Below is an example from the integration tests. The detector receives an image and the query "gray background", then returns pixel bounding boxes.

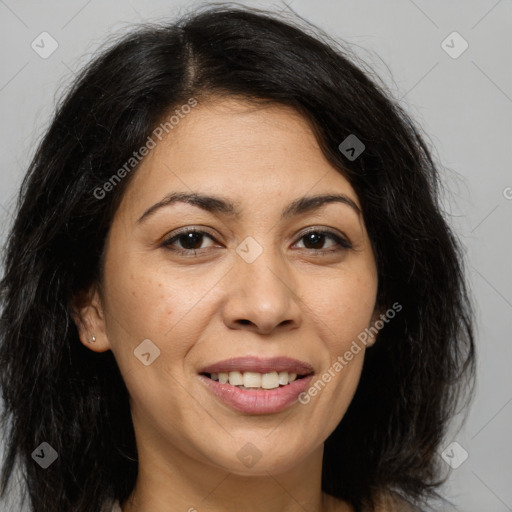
[0,0,511,510]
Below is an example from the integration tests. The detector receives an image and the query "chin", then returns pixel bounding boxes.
[201,436,318,476]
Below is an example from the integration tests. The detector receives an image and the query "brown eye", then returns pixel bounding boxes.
[162,229,217,252]
[295,230,352,252]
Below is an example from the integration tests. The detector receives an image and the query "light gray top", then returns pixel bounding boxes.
[111,501,122,512]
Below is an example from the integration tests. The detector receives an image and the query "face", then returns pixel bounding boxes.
[76,98,380,476]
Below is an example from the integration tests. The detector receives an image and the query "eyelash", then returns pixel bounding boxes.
[161,227,352,257]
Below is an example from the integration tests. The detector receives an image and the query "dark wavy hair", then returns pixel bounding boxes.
[0,4,475,512]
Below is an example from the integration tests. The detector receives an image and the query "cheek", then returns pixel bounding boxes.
[298,268,377,428]
[103,249,185,335]
[102,250,225,379]
[101,262,208,424]
[306,269,377,349]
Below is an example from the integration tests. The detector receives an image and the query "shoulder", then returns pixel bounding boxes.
[103,500,122,512]
[325,491,424,512]
[374,491,424,512]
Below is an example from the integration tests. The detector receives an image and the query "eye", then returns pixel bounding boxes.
[294,229,352,253]
[162,228,218,254]
[162,227,352,256]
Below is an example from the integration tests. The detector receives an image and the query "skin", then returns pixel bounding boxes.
[74,98,382,512]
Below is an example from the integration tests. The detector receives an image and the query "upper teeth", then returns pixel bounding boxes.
[210,371,298,389]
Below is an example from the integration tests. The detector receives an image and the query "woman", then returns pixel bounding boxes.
[0,5,475,512]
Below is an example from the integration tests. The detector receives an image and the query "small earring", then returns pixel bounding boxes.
[89,335,96,343]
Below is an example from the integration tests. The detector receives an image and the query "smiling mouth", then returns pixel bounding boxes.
[201,371,309,390]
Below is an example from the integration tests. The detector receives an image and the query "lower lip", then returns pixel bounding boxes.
[198,374,314,414]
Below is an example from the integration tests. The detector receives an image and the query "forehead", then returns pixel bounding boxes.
[119,98,360,218]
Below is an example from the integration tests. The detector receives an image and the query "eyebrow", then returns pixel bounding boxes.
[136,191,361,224]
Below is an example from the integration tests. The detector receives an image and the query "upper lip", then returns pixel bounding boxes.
[199,356,314,376]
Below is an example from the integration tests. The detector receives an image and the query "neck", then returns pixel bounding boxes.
[121,437,351,512]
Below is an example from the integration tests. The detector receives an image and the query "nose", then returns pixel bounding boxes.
[221,246,302,335]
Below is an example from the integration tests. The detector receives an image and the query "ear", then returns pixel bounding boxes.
[70,285,111,353]
[366,305,385,348]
